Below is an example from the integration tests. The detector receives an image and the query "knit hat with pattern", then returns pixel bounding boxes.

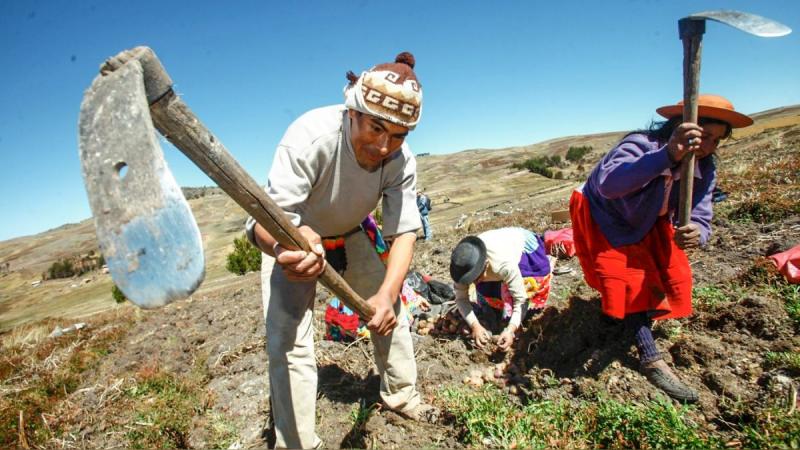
[343,52,423,130]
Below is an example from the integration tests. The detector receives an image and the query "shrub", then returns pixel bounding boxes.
[512,156,561,178]
[48,259,76,279]
[566,145,592,162]
[112,284,127,304]
[226,235,262,275]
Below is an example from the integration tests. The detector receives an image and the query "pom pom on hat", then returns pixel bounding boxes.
[395,52,415,69]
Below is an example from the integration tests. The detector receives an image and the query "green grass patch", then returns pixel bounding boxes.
[765,351,800,374]
[205,412,239,449]
[741,407,800,449]
[725,200,799,223]
[589,398,712,449]
[777,283,800,326]
[441,385,716,448]
[738,258,800,327]
[341,400,378,448]
[124,369,200,449]
[693,285,730,311]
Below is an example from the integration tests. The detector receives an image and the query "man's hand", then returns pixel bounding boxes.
[496,325,516,351]
[667,122,703,163]
[674,223,702,249]
[470,323,492,349]
[274,225,326,281]
[366,292,397,336]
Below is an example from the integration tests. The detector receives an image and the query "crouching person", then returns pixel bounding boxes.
[246,52,437,449]
[570,94,752,402]
[449,227,553,352]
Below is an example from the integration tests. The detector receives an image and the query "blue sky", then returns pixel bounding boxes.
[1,1,798,242]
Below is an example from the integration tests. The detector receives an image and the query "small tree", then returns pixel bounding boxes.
[48,259,76,279]
[226,235,262,275]
[112,284,127,303]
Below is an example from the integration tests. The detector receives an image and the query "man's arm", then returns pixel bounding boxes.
[365,231,416,335]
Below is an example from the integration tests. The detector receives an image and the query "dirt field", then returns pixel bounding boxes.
[1,108,798,448]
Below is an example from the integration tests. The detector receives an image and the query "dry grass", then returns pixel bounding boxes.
[0,309,137,448]
[0,319,58,351]
[717,126,800,223]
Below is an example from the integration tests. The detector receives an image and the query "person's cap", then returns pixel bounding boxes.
[656,94,753,128]
[343,52,423,130]
[449,236,487,285]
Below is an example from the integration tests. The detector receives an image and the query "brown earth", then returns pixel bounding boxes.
[1,106,799,448]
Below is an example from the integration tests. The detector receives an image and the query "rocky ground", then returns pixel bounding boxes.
[11,203,795,448]
[2,118,798,449]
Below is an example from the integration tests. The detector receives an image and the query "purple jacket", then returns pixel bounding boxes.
[583,133,715,248]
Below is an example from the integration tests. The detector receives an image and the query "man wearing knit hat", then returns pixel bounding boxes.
[245,52,435,448]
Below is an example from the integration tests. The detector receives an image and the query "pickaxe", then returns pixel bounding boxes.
[78,47,375,320]
[676,10,791,226]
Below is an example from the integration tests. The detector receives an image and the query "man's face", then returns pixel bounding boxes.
[348,110,409,172]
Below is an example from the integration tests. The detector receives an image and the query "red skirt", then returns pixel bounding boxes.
[569,190,693,320]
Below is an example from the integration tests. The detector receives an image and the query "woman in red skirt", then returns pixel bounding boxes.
[570,94,752,402]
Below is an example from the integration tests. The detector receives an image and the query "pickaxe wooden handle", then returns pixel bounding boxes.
[101,47,375,320]
[677,18,704,227]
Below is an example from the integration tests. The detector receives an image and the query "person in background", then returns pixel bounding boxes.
[416,190,433,241]
[449,227,553,352]
[569,94,753,402]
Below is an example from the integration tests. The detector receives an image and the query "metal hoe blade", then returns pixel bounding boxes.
[688,10,792,37]
[78,61,204,308]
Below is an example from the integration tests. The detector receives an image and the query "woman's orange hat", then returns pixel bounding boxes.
[656,94,753,128]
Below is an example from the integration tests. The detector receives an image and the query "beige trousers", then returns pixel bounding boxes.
[261,231,420,449]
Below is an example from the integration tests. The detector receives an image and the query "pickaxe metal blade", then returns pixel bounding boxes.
[687,10,792,37]
[78,61,204,308]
